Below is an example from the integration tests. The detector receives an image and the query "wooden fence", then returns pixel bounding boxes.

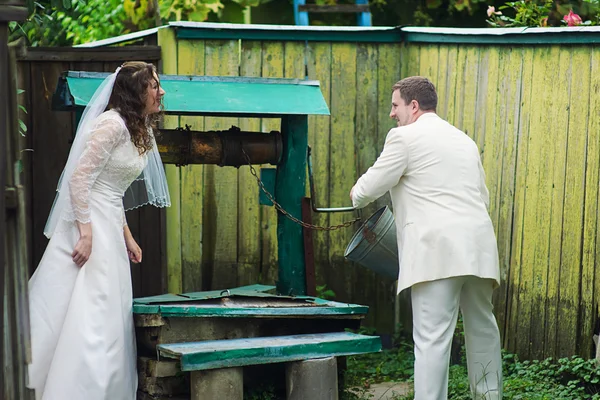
[21,23,600,360]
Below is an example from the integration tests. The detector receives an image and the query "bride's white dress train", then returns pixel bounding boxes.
[28,110,145,400]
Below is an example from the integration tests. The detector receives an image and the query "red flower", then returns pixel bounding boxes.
[563,10,582,26]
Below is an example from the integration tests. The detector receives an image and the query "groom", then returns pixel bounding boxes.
[350,76,503,400]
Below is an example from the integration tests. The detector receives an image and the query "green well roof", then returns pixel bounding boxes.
[56,71,330,117]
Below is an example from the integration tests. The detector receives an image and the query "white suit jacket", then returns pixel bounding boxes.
[352,113,500,293]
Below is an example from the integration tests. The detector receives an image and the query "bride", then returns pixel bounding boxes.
[27,62,170,400]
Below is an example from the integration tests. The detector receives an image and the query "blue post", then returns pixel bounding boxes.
[294,0,309,26]
[356,0,372,26]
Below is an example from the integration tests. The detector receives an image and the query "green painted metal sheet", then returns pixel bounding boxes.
[402,27,600,44]
[61,73,330,117]
[133,302,369,317]
[157,332,382,371]
[134,284,276,304]
[171,21,401,43]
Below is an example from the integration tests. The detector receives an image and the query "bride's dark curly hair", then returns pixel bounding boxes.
[108,61,163,155]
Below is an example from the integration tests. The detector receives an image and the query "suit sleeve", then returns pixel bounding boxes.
[352,128,408,209]
[478,158,490,211]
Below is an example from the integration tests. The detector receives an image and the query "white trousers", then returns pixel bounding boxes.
[411,275,502,400]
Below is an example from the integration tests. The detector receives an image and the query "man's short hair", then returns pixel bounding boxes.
[392,76,437,112]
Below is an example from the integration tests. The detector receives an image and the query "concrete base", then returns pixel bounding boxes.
[286,357,338,400]
[190,368,243,400]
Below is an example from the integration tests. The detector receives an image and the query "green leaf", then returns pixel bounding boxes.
[19,120,27,135]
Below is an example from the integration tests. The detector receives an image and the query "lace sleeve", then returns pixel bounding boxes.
[68,115,125,224]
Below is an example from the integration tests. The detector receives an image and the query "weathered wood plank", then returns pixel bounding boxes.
[178,39,205,293]
[458,46,479,141]
[435,45,449,120]
[557,47,589,357]
[306,42,332,289]
[16,46,161,62]
[544,46,571,358]
[328,43,357,304]
[506,47,533,354]
[354,43,386,330]
[526,47,555,360]
[260,41,285,285]
[237,41,263,287]
[405,44,421,78]
[580,45,600,358]
[29,61,72,267]
[159,27,182,294]
[444,45,459,127]
[494,47,523,347]
[418,45,439,90]
[376,43,404,333]
[203,40,240,290]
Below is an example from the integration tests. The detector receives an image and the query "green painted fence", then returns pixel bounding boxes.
[157,23,600,360]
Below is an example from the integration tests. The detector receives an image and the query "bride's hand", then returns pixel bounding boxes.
[73,222,92,268]
[126,236,142,264]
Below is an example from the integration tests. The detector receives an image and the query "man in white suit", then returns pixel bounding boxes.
[350,77,502,400]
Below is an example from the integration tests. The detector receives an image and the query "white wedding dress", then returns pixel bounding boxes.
[28,109,146,400]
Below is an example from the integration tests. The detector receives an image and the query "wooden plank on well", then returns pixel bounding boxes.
[260,41,284,285]
[158,27,182,294]
[494,47,523,347]
[558,47,589,357]
[237,41,263,287]
[306,42,332,288]
[158,332,381,371]
[545,46,571,358]
[526,47,555,361]
[506,47,533,354]
[580,45,600,358]
[328,43,357,303]
[203,40,240,290]
[178,39,205,292]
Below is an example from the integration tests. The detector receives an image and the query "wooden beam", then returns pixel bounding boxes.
[0,6,28,22]
[16,46,162,62]
[298,4,369,13]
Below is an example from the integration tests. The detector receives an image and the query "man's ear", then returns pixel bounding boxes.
[411,99,420,113]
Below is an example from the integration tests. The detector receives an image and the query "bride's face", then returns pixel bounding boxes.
[144,72,165,115]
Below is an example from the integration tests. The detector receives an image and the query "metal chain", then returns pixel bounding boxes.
[242,150,361,231]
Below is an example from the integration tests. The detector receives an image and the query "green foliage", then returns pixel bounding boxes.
[486,0,600,27]
[244,383,277,400]
[486,0,554,27]
[9,0,127,46]
[346,323,600,400]
[316,284,336,300]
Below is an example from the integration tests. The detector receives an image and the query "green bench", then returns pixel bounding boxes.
[157,332,381,400]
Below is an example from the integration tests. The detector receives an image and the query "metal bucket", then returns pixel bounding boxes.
[344,206,399,279]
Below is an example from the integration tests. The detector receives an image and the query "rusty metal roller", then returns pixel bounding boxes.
[157,125,282,167]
